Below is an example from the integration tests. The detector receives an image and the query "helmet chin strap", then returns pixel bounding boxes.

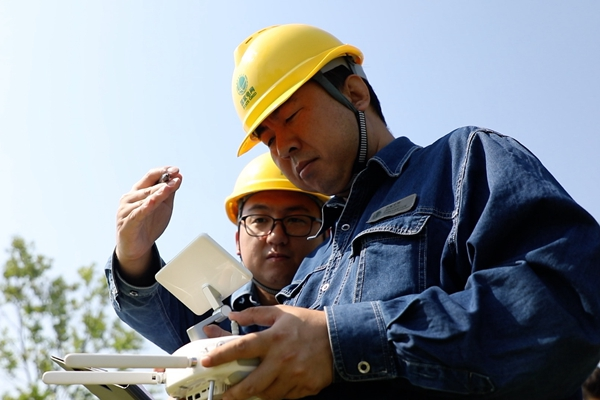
[251,277,280,296]
[311,69,368,176]
[354,110,368,174]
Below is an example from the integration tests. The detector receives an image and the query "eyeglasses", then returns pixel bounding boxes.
[239,214,322,238]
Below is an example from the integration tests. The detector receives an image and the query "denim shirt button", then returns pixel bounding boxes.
[129,290,139,297]
[357,361,371,374]
[341,224,350,231]
[320,283,330,292]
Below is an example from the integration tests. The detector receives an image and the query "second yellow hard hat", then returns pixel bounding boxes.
[224,152,330,224]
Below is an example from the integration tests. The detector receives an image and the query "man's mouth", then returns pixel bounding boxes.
[267,252,289,260]
[295,159,315,178]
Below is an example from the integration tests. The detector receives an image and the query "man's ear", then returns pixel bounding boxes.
[235,231,241,256]
[343,74,371,112]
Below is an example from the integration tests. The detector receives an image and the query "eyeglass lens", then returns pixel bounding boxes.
[242,215,318,237]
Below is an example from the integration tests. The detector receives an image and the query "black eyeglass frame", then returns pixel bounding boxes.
[239,214,322,238]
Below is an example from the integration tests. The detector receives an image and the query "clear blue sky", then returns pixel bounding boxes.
[1,0,599,392]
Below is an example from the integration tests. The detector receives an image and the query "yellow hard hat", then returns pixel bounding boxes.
[224,152,330,224]
[232,24,364,156]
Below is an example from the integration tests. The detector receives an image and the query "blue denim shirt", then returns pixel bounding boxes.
[277,126,600,399]
[104,245,258,354]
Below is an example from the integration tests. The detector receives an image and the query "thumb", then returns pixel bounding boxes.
[203,324,232,338]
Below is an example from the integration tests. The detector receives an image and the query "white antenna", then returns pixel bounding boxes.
[64,353,196,369]
[42,234,257,400]
[43,371,165,385]
[43,336,259,400]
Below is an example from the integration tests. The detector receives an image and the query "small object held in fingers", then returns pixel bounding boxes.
[158,172,170,184]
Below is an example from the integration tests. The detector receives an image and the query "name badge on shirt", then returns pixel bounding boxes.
[367,193,417,223]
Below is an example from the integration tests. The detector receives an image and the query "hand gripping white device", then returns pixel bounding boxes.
[42,234,258,400]
[42,336,259,399]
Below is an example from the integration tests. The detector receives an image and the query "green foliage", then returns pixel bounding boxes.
[0,236,145,400]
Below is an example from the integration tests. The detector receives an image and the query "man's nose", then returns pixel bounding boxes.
[275,131,300,159]
[266,220,289,245]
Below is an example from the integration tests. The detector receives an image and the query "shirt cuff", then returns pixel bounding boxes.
[110,244,164,298]
[325,302,397,381]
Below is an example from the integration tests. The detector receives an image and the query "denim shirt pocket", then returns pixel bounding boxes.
[348,214,431,303]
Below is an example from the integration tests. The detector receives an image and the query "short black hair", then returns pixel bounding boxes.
[319,65,387,125]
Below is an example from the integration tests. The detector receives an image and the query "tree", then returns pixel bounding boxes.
[0,236,145,400]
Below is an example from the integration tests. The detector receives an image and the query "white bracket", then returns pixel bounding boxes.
[186,284,231,341]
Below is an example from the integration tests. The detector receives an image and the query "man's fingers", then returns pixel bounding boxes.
[118,179,180,219]
[223,362,315,400]
[202,307,333,400]
[116,195,160,230]
[131,166,181,190]
[222,358,279,400]
[227,306,281,328]
[131,168,165,190]
[203,324,232,338]
[122,177,180,206]
[202,332,265,368]
[116,199,144,222]
[220,336,324,400]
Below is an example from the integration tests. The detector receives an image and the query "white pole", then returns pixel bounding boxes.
[42,371,165,385]
[64,353,194,368]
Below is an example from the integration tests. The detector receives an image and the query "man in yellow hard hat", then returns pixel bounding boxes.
[224,153,329,310]
[201,24,600,400]
[104,152,328,354]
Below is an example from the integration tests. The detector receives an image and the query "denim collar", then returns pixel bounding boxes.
[367,135,421,177]
[230,281,261,311]
[314,136,421,235]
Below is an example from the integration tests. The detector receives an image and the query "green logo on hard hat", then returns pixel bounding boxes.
[236,75,249,96]
[237,74,257,110]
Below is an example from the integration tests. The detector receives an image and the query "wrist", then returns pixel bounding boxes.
[114,244,161,286]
